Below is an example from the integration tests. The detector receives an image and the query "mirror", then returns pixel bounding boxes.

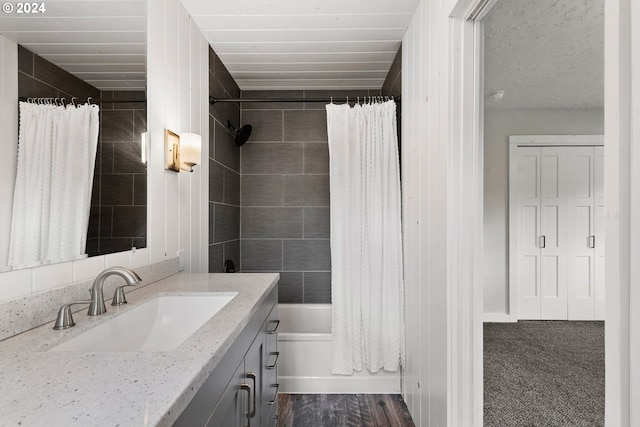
[0,0,147,271]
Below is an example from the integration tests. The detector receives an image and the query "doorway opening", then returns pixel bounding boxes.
[480,0,605,424]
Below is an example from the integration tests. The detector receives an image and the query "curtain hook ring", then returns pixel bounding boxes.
[87,97,92,104]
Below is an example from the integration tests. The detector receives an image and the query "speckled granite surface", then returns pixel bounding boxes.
[0,258,180,341]
[0,272,279,426]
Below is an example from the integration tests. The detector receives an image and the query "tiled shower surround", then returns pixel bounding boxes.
[17,46,147,257]
[207,45,401,303]
[208,47,241,272]
[239,89,383,304]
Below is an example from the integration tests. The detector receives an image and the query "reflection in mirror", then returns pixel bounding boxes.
[0,1,147,271]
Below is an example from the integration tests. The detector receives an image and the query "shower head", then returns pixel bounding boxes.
[228,120,252,146]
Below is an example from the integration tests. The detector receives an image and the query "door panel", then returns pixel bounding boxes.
[539,148,567,319]
[594,146,605,319]
[519,256,538,298]
[519,155,539,197]
[575,256,592,299]
[514,147,542,319]
[541,256,559,298]
[567,147,596,320]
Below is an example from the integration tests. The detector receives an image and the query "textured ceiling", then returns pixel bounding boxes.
[181,0,419,90]
[0,0,146,91]
[484,0,604,110]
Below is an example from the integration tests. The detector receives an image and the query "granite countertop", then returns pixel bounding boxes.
[0,272,279,427]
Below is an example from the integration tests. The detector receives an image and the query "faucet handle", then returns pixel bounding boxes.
[53,300,92,330]
[111,285,134,306]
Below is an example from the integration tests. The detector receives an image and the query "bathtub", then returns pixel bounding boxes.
[277,304,401,394]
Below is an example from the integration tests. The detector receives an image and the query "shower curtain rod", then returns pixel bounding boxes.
[18,97,146,104]
[209,96,400,104]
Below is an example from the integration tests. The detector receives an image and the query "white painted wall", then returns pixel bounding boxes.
[483,109,604,318]
[0,0,209,303]
[400,6,422,424]
[604,0,640,423]
[402,0,484,424]
[0,36,17,272]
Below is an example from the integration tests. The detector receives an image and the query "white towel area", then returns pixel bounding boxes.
[8,102,99,269]
[326,101,405,375]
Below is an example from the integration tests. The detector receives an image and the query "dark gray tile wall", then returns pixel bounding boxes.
[239,90,380,303]
[382,48,402,147]
[90,90,147,255]
[208,47,241,272]
[382,48,402,98]
[17,46,147,257]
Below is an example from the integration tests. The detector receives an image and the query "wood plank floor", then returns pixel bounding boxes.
[278,394,415,427]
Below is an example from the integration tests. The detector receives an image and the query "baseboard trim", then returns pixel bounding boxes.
[483,313,515,323]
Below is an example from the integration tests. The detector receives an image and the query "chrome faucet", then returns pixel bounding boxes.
[52,267,141,329]
[88,267,142,316]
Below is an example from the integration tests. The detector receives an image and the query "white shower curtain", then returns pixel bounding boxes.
[8,102,100,269]
[326,101,405,375]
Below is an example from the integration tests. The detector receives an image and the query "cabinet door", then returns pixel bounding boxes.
[245,332,265,427]
[206,360,248,427]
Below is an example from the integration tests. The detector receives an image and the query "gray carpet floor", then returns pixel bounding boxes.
[484,321,604,427]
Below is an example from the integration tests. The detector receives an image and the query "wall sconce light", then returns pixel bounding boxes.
[165,129,202,172]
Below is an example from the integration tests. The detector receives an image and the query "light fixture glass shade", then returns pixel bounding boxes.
[180,132,201,167]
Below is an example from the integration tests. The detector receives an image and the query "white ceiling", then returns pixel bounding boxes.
[181,0,419,90]
[484,0,604,110]
[0,0,146,91]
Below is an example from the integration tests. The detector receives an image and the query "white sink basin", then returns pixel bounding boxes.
[50,294,237,352]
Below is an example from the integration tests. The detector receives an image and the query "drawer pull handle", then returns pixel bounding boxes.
[266,320,280,334]
[246,372,256,418]
[266,351,279,370]
[267,383,280,405]
[240,383,252,427]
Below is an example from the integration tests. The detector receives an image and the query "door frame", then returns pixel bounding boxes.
[508,135,604,321]
[447,0,636,423]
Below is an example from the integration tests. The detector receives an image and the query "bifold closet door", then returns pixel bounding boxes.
[512,144,604,321]
[539,147,569,319]
[566,147,597,320]
[513,147,542,319]
[513,147,568,320]
[594,147,605,320]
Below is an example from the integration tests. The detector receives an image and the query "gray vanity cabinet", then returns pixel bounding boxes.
[174,286,278,427]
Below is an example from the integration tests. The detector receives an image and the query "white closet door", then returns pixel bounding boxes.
[514,147,542,319]
[510,137,604,321]
[594,146,605,320]
[539,147,568,320]
[566,147,596,320]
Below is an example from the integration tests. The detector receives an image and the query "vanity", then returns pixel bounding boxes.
[0,272,279,426]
